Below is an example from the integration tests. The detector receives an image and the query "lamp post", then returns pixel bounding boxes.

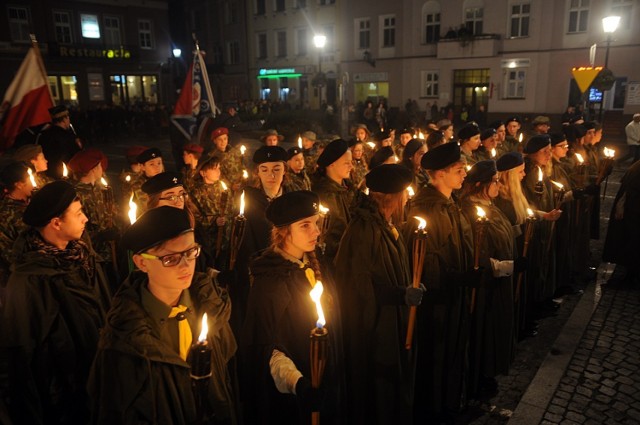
[598,15,620,122]
[313,34,327,110]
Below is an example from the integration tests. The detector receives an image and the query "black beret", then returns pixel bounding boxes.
[287,147,303,160]
[266,190,320,227]
[137,148,162,164]
[458,122,480,140]
[496,151,524,172]
[48,105,69,119]
[402,139,424,162]
[506,116,521,124]
[398,127,413,135]
[348,138,362,148]
[317,139,349,168]
[489,120,505,130]
[549,133,567,146]
[369,146,395,169]
[523,134,551,154]
[374,129,390,142]
[421,141,462,170]
[480,128,497,140]
[253,146,288,164]
[572,124,587,139]
[122,206,193,254]
[582,121,596,131]
[366,164,413,194]
[23,180,77,227]
[466,160,497,183]
[142,172,183,195]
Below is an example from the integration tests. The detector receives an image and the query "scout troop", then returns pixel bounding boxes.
[0,118,616,424]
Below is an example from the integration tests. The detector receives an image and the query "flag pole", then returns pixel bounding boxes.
[29,34,55,105]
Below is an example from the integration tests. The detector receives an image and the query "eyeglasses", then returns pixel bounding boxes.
[159,192,188,203]
[140,244,201,267]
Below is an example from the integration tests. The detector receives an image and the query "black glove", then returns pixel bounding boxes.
[572,187,585,199]
[584,183,600,196]
[514,257,529,273]
[405,284,426,306]
[295,376,324,412]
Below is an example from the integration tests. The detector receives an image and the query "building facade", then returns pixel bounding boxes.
[1,0,172,108]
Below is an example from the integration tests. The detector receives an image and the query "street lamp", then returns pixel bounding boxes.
[313,34,327,109]
[172,48,182,58]
[599,16,620,122]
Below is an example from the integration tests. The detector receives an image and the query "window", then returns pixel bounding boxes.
[510,3,530,37]
[80,14,100,39]
[8,6,30,43]
[138,20,153,49]
[276,30,287,57]
[323,25,334,51]
[382,15,396,48]
[465,7,484,35]
[274,0,285,12]
[568,0,589,33]
[257,32,267,58]
[104,16,121,47]
[356,18,370,50]
[506,69,526,98]
[295,0,307,8]
[212,45,223,65]
[422,1,441,44]
[256,0,266,15]
[48,75,79,105]
[227,40,240,64]
[296,28,308,55]
[224,2,238,24]
[421,71,439,97]
[54,11,72,44]
[612,0,632,30]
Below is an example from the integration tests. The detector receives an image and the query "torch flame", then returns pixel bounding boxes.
[240,145,246,156]
[418,131,425,140]
[239,190,245,216]
[491,148,497,158]
[414,216,427,230]
[394,155,399,163]
[128,194,138,225]
[27,168,37,188]
[242,169,248,179]
[366,142,376,149]
[466,165,472,171]
[62,162,68,177]
[125,174,131,183]
[406,186,415,198]
[100,177,108,187]
[309,282,326,328]
[198,313,208,342]
[220,181,228,191]
[298,136,303,149]
[537,166,543,182]
[550,180,564,190]
[518,133,523,143]
[603,147,615,158]
[364,187,370,195]
[527,208,534,217]
[575,153,584,164]
[475,206,486,219]
[318,203,329,214]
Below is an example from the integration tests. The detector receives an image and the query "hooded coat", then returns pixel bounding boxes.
[88,270,237,425]
[334,195,414,425]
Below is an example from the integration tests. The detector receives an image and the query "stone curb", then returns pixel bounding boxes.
[508,266,610,424]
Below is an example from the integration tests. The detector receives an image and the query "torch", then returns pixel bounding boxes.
[405,186,415,217]
[309,281,328,425]
[599,147,615,200]
[228,190,246,270]
[62,162,69,179]
[127,194,138,274]
[240,145,246,166]
[101,177,119,274]
[190,313,213,423]
[27,168,38,190]
[317,204,330,255]
[574,153,586,230]
[518,133,523,144]
[298,135,303,150]
[490,148,497,159]
[470,206,488,314]
[215,181,229,258]
[534,166,544,204]
[546,180,565,254]
[515,208,536,302]
[405,216,427,350]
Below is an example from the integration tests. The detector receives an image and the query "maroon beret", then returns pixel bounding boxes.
[68,148,108,174]
[184,143,204,154]
[210,127,229,141]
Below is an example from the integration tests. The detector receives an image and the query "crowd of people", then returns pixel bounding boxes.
[0,102,639,425]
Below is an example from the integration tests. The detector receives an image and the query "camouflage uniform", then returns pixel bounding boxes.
[214,147,244,189]
[0,197,29,284]
[350,158,368,189]
[285,170,312,192]
[189,179,235,266]
[182,166,198,193]
[303,147,319,175]
[394,143,406,163]
[129,173,150,216]
[73,182,119,264]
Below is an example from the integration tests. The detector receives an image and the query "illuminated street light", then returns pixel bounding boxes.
[172,48,182,58]
[598,16,620,122]
[314,34,327,109]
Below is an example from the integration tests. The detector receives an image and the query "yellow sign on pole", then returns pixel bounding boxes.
[572,67,603,93]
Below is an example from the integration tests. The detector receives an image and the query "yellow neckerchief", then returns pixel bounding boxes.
[274,247,315,287]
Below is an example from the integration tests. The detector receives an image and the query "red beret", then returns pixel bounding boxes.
[210,127,229,141]
[184,143,204,154]
[68,148,108,174]
[125,145,149,162]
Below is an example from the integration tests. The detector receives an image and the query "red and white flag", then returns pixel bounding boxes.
[0,46,54,151]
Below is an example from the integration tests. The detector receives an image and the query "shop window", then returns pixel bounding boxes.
[48,75,79,105]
